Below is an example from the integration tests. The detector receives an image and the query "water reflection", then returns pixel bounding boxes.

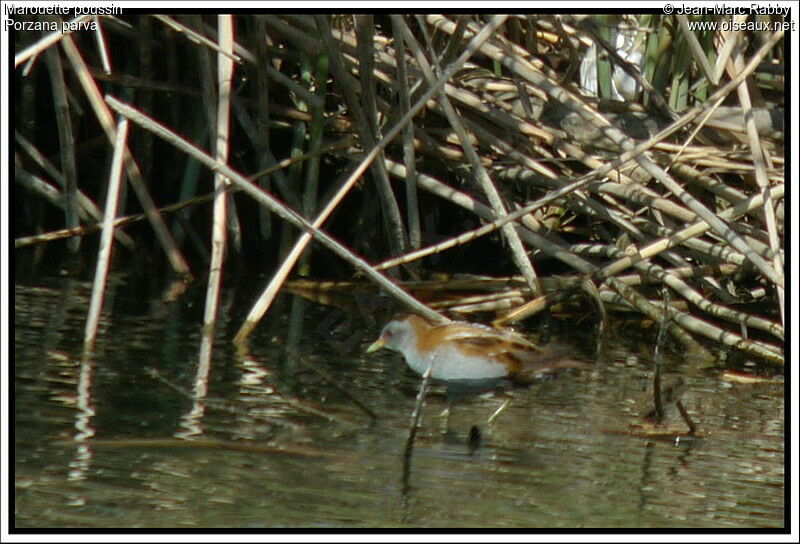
[14,279,785,529]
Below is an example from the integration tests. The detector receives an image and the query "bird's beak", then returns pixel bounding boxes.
[366,336,387,353]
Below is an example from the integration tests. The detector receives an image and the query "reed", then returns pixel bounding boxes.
[13,14,784,367]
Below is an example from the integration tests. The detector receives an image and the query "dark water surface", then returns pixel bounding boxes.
[14,277,785,529]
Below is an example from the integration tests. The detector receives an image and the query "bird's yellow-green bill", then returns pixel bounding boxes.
[366,338,386,353]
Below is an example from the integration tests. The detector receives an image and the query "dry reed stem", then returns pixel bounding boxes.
[84,118,128,351]
[374,159,623,272]
[152,14,242,64]
[198,15,234,370]
[384,159,593,273]
[92,16,113,74]
[729,42,784,324]
[14,159,69,208]
[14,15,95,68]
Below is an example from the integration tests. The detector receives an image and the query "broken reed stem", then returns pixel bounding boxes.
[84,118,128,351]
[16,189,214,248]
[92,16,112,74]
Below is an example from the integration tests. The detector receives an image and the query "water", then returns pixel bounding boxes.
[13,277,785,529]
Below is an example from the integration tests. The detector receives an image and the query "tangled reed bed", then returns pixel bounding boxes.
[14,14,785,366]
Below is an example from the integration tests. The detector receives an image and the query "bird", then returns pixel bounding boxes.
[366,313,584,389]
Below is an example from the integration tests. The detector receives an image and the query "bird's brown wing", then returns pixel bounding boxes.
[435,322,539,349]
[507,343,587,385]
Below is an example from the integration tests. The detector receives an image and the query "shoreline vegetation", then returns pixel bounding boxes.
[13,14,785,369]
